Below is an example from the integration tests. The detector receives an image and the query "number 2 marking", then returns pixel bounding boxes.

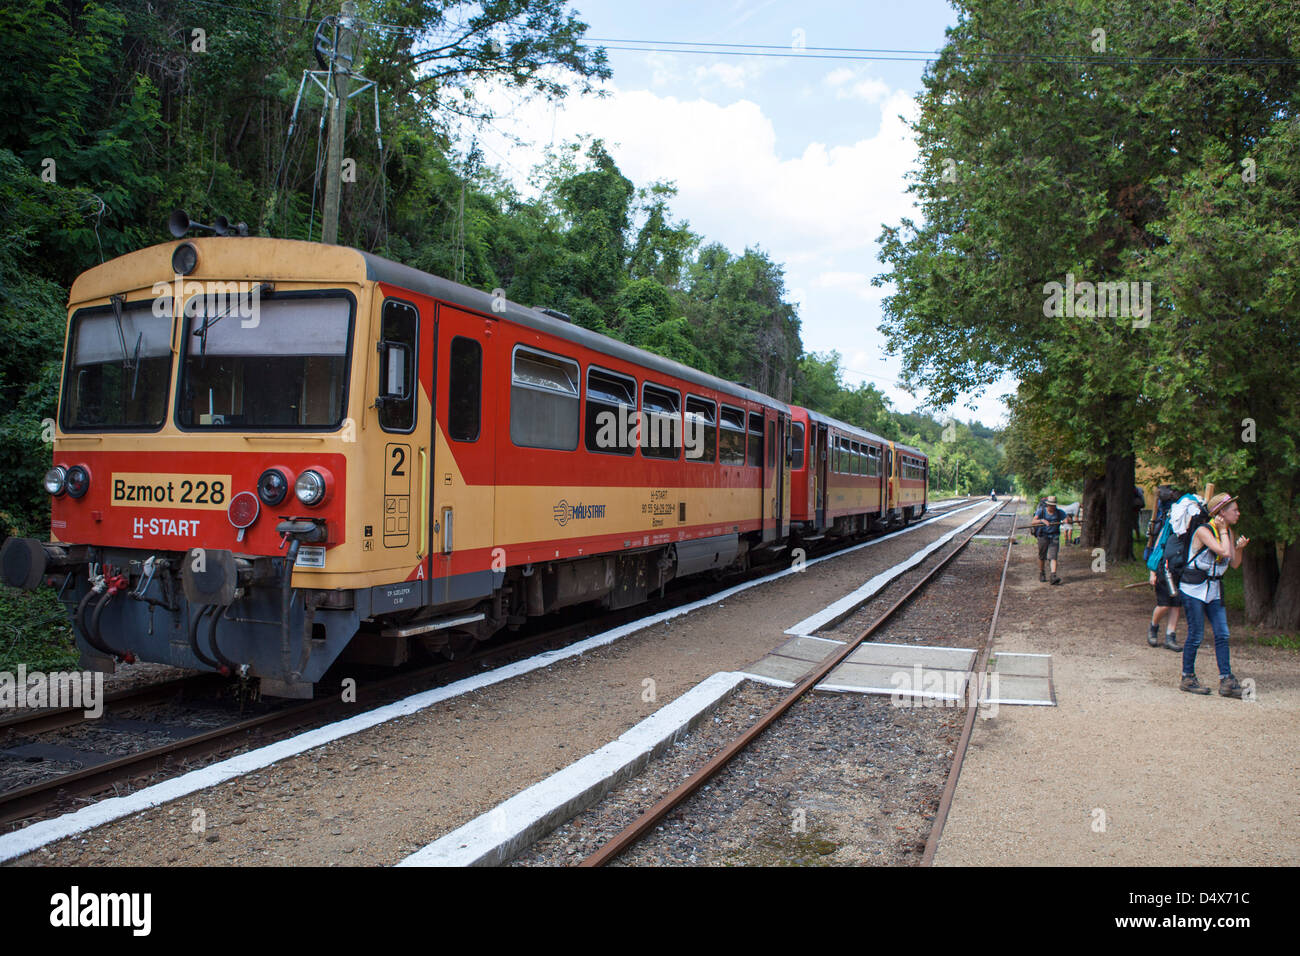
[390,446,406,477]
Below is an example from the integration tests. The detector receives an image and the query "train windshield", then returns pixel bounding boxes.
[178,292,352,430]
[61,300,173,430]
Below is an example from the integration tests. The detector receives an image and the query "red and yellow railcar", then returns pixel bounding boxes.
[2,237,799,696]
[788,407,928,536]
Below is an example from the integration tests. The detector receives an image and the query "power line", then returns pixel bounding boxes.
[166,5,1300,68]
[591,41,1300,67]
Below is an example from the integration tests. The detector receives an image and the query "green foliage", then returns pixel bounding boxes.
[0,586,78,673]
[875,0,1300,572]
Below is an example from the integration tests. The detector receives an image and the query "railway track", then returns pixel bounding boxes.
[576,499,1012,866]
[1,502,973,832]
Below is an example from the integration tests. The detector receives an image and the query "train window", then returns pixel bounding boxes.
[448,336,481,441]
[790,423,805,470]
[586,366,637,456]
[868,446,880,478]
[719,405,746,465]
[685,396,716,463]
[747,412,763,467]
[767,420,776,469]
[858,445,867,477]
[642,383,680,460]
[511,346,579,450]
[62,299,173,431]
[377,300,417,433]
[179,292,353,430]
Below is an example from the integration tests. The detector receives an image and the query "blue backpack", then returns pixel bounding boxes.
[1145,519,1173,573]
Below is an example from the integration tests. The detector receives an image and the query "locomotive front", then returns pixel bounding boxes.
[1,238,388,697]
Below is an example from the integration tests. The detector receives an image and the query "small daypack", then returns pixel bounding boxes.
[1162,495,1212,587]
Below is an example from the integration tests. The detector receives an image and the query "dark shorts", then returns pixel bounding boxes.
[1154,571,1180,608]
[1037,535,1059,561]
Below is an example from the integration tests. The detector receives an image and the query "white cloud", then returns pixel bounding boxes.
[455,75,1009,426]
[692,62,757,91]
[642,53,681,88]
[824,68,892,103]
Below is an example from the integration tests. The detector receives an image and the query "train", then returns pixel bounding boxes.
[0,234,927,697]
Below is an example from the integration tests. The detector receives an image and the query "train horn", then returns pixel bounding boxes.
[168,209,249,238]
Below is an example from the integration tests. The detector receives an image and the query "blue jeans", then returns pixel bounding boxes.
[1181,593,1231,678]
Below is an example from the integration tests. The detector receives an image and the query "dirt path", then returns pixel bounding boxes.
[936,531,1300,866]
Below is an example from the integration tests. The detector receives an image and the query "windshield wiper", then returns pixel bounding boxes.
[129,331,143,400]
[110,294,133,370]
[192,282,271,358]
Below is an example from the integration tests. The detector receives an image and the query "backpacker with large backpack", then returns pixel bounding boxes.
[1146,493,1213,591]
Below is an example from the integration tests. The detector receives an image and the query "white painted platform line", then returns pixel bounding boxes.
[0,498,984,864]
[785,501,1001,637]
[398,672,748,867]
[737,672,796,688]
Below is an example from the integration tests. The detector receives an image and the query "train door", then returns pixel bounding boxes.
[428,304,497,603]
[883,443,894,516]
[776,412,790,538]
[375,297,425,589]
[815,424,828,530]
[761,410,778,542]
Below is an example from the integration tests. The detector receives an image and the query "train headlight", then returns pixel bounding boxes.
[294,469,327,507]
[257,467,290,506]
[172,242,198,277]
[44,466,68,496]
[65,465,91,499]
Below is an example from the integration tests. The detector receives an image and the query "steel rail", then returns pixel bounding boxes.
[579,500,1003,867]
[1,501,967,832]
[920,505,1018,865]
[0,675,225,737]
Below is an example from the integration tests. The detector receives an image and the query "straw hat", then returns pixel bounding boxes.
[1208,492,1237,516]
[1045,495,1057,504]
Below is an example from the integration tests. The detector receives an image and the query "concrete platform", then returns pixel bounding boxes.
[980,652,1056,705]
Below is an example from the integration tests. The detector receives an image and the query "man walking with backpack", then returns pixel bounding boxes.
[1176,492,1251,698]
[1031,495,1068,584]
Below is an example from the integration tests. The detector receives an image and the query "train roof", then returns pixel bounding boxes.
[68,238,789,414]
[795,407,927,460]
[360,251,790,413]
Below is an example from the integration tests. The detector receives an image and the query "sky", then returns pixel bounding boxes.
[452,0,1017,428]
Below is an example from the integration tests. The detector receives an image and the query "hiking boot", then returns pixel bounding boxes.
[1219,675,1243,699]
[1180,675,1211,695]
[1147,623,1159,647]
[1164,632,1183,652]
[1040,570,1046,582]
[1050,576,1062,585]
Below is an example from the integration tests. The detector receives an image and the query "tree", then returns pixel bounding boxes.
[1138,125,1300,628]
[875,0,1300,564]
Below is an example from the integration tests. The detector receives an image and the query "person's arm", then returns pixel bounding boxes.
[1230,528,1249,569]
[1195,524,1231,559]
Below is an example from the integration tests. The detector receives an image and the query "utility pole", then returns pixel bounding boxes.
[322,0,358,245]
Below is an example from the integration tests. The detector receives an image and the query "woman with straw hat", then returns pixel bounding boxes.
[1179,492,1250,697]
